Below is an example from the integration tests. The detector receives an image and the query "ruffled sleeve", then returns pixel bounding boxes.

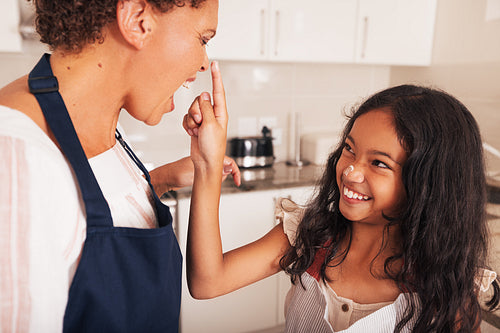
[477,268,497,292]
[274,197,306,246]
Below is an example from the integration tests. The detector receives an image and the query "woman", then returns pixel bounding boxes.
[0,0,239,332]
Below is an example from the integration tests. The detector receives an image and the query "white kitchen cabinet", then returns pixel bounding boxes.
[355,0,437,66]
[177,185,315,333]
[208,0,269,61]
[209,0,436,66]
[208,0,357,63]
[0,0,22,52]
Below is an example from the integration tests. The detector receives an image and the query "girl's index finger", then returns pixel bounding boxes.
[211,61,227,116]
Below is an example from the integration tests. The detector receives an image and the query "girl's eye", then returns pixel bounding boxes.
[373,160,390,169]
[201,38,210,46]
[343,143,354,154]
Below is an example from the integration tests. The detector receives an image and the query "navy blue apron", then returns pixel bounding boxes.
[28,54,182,332]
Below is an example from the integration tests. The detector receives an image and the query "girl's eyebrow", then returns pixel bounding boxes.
[346,134,402,166]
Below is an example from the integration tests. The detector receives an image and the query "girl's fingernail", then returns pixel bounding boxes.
[193,128,199,136]
[212,61,219,71]
[223,165,233,174]
[193,114,202,123]
[201,92,210,101]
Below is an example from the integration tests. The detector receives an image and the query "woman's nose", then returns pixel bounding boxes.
[344,165,364,183]
[199,51,209,72]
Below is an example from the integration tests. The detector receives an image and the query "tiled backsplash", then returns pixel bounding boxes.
[119,61,391,168]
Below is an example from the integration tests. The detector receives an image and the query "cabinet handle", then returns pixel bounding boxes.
[260,9,266,55]
[361,16,369,59]
[274,10,280,56]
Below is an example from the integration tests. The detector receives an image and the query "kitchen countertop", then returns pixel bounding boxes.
[173,162,324,199]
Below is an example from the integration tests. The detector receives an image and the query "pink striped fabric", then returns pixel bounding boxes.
[1,137,31,333]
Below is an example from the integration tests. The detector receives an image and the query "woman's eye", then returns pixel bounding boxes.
[373,160,390,169]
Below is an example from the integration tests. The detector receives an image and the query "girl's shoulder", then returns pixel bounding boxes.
[275,197,306,246]
[477,268,497,292]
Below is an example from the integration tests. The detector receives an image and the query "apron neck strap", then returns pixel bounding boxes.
[29,53,113,227]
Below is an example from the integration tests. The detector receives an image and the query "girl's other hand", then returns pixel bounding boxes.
[222,156,241,187]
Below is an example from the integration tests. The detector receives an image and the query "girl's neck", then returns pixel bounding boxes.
[343,222,401,267]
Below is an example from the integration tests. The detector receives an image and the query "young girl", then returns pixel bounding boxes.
[186,84,499,332]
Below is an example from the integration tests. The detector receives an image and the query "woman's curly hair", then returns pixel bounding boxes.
[29,0,207,53]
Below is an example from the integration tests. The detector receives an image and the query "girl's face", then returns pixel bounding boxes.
[125,0,218,125]
[336,108,408,225]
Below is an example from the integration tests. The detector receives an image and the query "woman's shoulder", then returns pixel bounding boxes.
[0,102,58,155]
[0,75,49,136]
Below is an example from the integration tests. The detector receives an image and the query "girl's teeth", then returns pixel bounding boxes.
[182,81,192,89]
[343,186,368,201]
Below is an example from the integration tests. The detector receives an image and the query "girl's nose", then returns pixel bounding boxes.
[344,165,364,183]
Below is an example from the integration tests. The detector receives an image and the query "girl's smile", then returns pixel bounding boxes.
[342,184,370,202]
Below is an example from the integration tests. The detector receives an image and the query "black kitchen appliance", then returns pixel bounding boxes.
[229,126,275,168]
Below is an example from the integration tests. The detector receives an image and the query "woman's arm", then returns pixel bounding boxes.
[149,156,241,197]
[185,62,290,299]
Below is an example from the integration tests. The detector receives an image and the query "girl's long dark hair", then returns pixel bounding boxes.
[281,84,499,332]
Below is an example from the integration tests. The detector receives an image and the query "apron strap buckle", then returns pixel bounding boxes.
[28,75,59,94]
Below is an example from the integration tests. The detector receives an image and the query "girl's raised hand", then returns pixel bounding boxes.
[185,61,228,172]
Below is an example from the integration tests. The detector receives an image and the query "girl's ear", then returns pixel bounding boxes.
[116,0,155,50]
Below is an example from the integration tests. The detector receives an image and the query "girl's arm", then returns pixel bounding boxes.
[185,62,290,299]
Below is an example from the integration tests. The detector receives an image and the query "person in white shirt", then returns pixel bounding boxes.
[185,84,499,332]
[0,0,239,331]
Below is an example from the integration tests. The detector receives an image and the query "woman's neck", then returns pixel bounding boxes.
[49,42,128,158]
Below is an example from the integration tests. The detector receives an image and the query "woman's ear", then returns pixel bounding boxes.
[116,0,155,49]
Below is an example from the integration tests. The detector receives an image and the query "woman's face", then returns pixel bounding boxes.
[336,108,408,226]
[126,0,218,125]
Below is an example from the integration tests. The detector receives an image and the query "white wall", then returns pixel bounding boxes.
[390,0,500,173]
[119,61,390,168]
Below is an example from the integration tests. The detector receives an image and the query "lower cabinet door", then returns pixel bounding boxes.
[178,190,279,333]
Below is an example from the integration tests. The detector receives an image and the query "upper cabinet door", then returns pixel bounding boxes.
[0,0,22,52]
[355,0,437,66]
[209,0,437,66]
[208,0,270,61]
[269,0,357,63]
